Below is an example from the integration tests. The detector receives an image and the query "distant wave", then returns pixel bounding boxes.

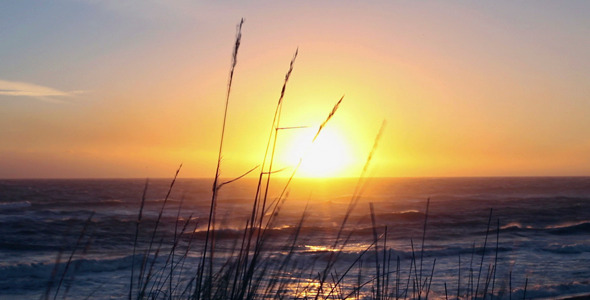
[190,225,336,240]
[499,222,536,235]
[515,280,590,299]
[375,210,425,222]
[99,199,123,204]
[498,221,590,236]
[0,201,31,210]
[542,243,590,254]
[0,241,64,252]
[0,255,142,290]
[500,222,533,230]
[296,244,512,261]
[547,221,590,235]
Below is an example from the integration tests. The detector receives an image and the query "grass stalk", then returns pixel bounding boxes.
[491,218,500,299]
[239,49,299,299]
[154,212,193,296]
[196,19,243,300]
[63,224,95,299]
[53,212,94,300]
[475,208,493,299]
[469,242,475,299]
[314,120,385,300]
[396,256,400,300]
[130,179,149,300]
[138,164,182,299]
[418,197,430,299]
[522,277,528,300]
[369,203,381,300]
[425,258,436,299]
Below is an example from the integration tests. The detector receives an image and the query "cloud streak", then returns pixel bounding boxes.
[0,79,83,102]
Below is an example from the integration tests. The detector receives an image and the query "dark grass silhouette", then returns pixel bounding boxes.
[42,20,529,300]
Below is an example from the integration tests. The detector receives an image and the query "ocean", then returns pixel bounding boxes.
[1,177,589,299]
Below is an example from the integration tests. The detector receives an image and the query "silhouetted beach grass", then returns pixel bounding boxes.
[40,20,542,300]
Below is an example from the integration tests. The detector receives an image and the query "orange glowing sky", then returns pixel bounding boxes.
[1,1,589,178]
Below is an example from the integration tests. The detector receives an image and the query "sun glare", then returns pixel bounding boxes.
[283,128,354,178]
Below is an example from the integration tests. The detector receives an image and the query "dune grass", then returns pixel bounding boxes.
[42,20,530,300]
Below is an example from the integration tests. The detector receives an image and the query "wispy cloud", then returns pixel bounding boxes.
[0,79,84,102]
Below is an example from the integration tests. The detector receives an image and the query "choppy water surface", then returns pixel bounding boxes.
[1,177,589,299]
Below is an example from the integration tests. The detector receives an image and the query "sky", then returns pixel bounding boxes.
[1,1,589,179]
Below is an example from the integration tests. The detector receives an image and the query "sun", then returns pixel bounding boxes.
[283,127,355,178]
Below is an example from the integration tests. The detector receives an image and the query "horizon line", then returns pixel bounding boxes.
[2,175,589,180]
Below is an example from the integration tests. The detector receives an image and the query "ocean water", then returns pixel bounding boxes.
[1,177,589,299]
